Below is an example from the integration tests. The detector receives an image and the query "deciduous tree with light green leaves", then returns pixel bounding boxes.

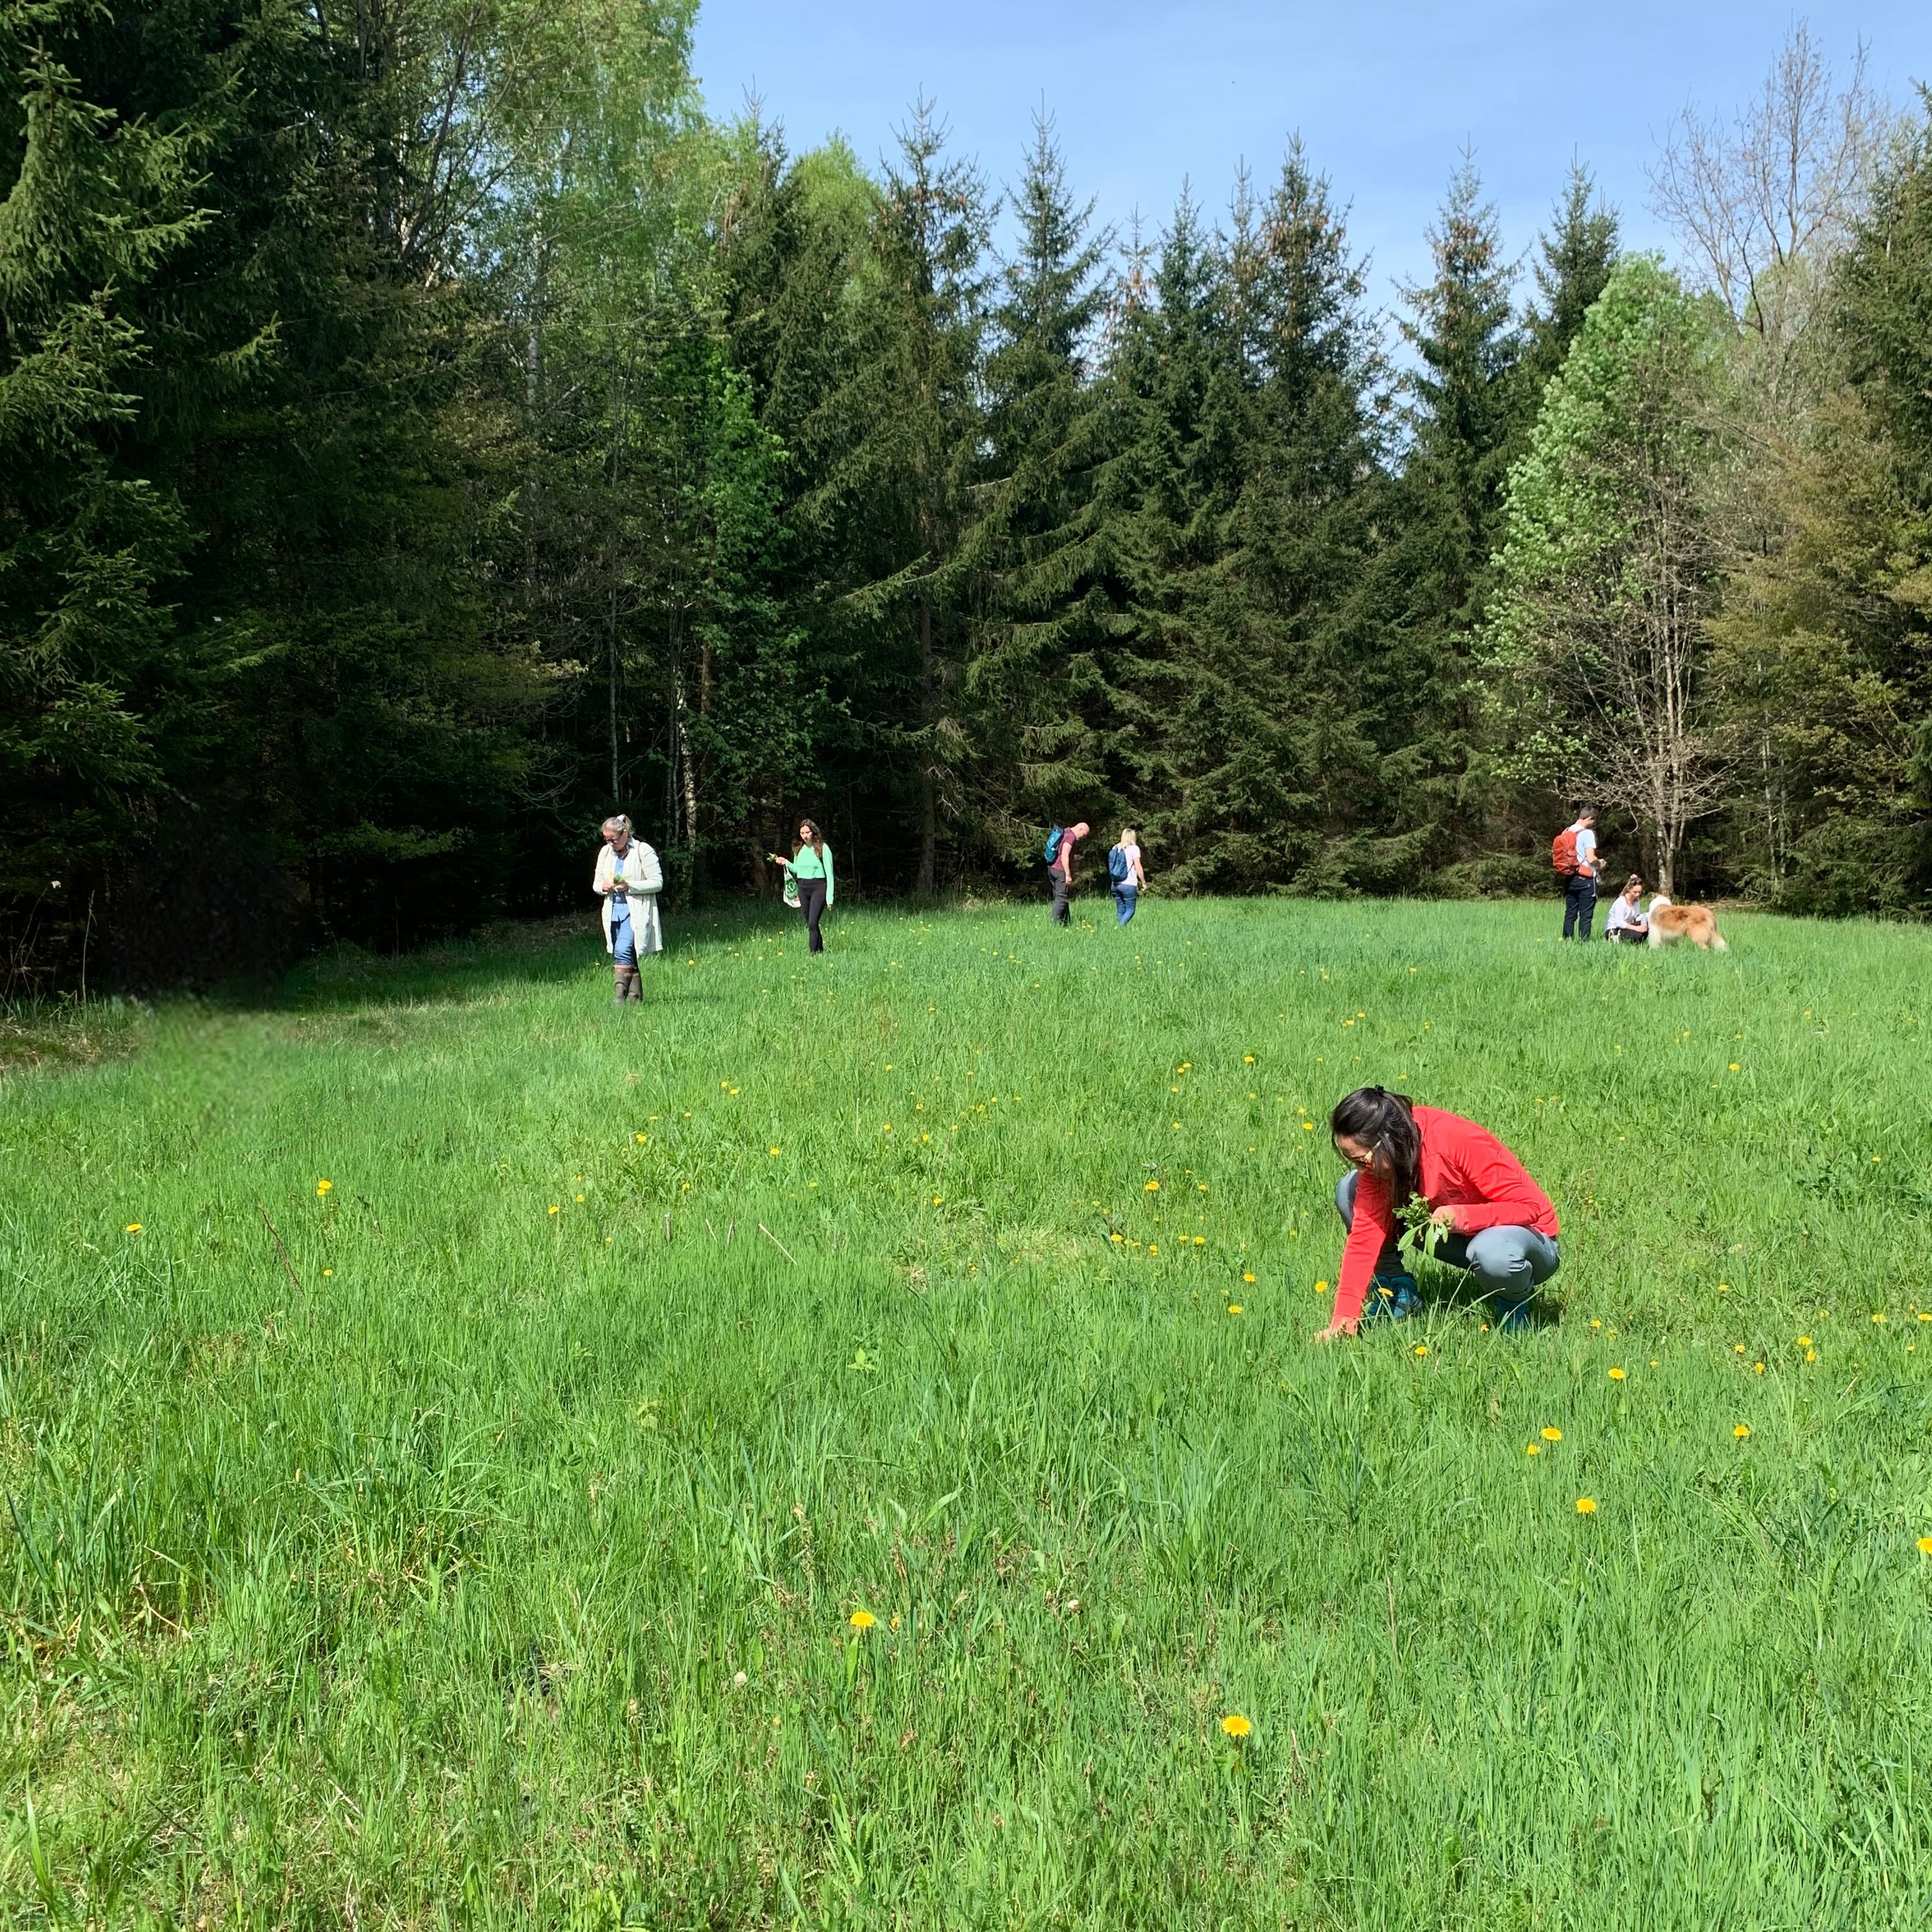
[1485,255,1730,893]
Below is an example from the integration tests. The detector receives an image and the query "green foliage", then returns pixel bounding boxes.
[5,898,1932,1919]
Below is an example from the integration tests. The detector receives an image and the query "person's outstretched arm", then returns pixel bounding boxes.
[1319,1172,1396,1338]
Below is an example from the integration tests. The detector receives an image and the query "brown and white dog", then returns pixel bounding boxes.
[1645,895,1728,951]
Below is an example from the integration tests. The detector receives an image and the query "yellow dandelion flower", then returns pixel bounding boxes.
[1243,1271,1256,1284]
[1729,1062,1740,1071]
[635,1132,646,1143]
[1301,1121,1314,1130]
[933,1195,944,1206]
[1591,1319,1602,1330]
[1919,1537,1932,1556]
[848,1609,875,1632]
[1754,1361,1766,1374]
[322,1268,334,1278]
[769,1146,781,1156]
[1148,1243,1158,1255]
[1144,1180,1160,1192]
[1733,1423,1750,1438]
[1717,1282,1729,1292]
[1193,1235,1205,1246]
[1228,1304,1243,1315]
[1110,1232,1124,1243]
[1243,1054,1255,1064]
[1805,1349,1817,1363]
[575,1193,585,1202]
[1797,1335,1813,1347]
[1871,1311,1887,1324]
[548,1204,560,1216]
[1413,1344,1428,1357]
[125,1222,142,1234]
[1526,1442,1540,1456]
[1575,1497,1597,1515]
[316,1179,332,1196]
[1314,1279,1329,1295]
[1542,1427,1562,1442]
[1608,1367,1627,1381]
[1220,1713,1252,1739]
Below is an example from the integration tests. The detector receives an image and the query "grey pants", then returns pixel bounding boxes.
[1335,1171,1560,1307]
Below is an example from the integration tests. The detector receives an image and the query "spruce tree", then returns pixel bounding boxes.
[965,112,1116,859]
[1522,162,1620,394]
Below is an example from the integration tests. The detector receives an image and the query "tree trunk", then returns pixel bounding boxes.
[917,597,937,895]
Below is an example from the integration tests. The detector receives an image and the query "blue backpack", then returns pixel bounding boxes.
[1107,844,1130,883]
[1044,825,1065,865]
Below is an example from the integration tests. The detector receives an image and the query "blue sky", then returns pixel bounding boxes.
[692,3,1932,313]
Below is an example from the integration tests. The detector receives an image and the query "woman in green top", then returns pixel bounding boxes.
[776,818,834,953]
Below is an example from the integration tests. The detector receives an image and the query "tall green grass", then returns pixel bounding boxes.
[3,896,1930,1928]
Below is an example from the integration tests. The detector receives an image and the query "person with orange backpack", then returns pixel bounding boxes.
[1552,807,1599,940]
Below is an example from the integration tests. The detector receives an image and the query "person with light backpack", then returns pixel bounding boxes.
[1551,807,1598,940]
[1044,821,1088,925]
[1107,827,1146,924]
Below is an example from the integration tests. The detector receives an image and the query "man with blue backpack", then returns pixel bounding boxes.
[1044,821,1089,925]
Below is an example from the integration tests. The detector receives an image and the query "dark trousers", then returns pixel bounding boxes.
[797,877,826,953]
[1563,875,1597,940]
[1049,868,1070,924]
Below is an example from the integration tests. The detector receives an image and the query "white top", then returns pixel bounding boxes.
[1604,893,1645,932]
[1120,841,1142,886]
[1569,824,1598,877]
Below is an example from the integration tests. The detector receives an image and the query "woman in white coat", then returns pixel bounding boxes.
[592,815,663,1002]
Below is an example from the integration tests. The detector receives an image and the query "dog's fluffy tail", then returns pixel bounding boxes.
[1712,934,1729,952]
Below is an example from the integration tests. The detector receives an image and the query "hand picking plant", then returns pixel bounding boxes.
[1396,1192,1450,1270]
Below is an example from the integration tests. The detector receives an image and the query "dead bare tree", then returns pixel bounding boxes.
[1649,22,1891,420]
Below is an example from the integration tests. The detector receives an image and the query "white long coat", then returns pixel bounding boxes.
[592,839,664,956]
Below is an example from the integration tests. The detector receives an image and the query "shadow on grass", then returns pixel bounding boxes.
[259,901,806,1015]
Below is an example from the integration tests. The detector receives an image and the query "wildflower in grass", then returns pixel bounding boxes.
[1220,1713,1252,1739]
[1243,1054,1255,1064]
[883,1124,892,1133]
[1754,1361,1766,1374]
[1413,1344,1428,1356]
[769,1146,781,1157]
[1228,1304,1243,1315]
[1729,1062,1740,1071]
[1193,1235,1205,1246]
[323,1268,334,1278]
[1608,1367,1626,1381]
[548,1205,559,1216]
[1734,1423,1750,1438]
[1575,1498,1597,1515]
[316,1179,332,1196]
[1526,1442,1540,1455]
[1315,1280,1329,1295]
[1805,1349,1817,1363]
[1871,1311,1887,1324]
[1110,1233,1124,1244]
[1797,1335,1813,1347]
[933,1195,943,1206]
[1148,1244,1158,1255]
[1591,1319,1602,1330]
[1243,1272,1255,1284]
[1919,1538,1932,1556]
[1717,1282,1729,1293]
[848,1610,875,1632]
[1144,1180,1160,1192]
[635,1133,645,1143]
[1542,1427,1562,1441]
[125,1223,142,1234]
[575,1193,585,1202]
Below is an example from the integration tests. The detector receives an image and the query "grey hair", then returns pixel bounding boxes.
[601,814,631,838]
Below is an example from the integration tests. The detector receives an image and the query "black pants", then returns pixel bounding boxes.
[1049,868,1070,924]
[1563,875,1597,940]
[797,877,826,953]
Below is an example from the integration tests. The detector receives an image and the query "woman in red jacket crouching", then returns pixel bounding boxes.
[1315,1087,1560,1341]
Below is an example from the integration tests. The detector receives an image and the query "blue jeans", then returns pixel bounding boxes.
[1563,875,1597,940]
[611,903,637,964]
[1335,1171,1559,1312]
[1114,885,1137,924]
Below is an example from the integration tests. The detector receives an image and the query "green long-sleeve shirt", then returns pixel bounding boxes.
[790,843,834,903]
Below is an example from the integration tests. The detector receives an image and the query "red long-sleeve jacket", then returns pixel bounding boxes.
[1333,1105,1557,1328]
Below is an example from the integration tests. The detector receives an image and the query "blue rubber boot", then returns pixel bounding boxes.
[1360,1273,1421,1323]
[1493,1298,1534,1334]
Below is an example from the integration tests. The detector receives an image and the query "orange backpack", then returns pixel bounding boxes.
[1551,828,1580,876]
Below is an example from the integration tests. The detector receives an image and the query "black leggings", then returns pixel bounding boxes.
[797,877,826,953]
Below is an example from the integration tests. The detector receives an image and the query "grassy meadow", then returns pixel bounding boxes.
[4,893,1932,1928]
